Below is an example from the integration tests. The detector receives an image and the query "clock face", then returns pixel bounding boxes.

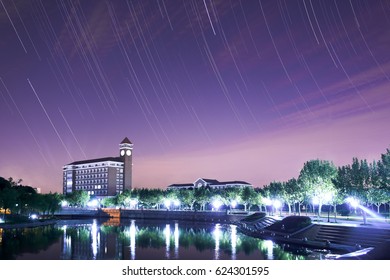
[120,150,125,156]
[126,150,132,156]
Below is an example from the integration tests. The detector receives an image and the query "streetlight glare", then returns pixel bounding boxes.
[87,199,99,207]
[212,200,223,210]
[263,198,272,206]
[164,199,171,208]
[346,197,359,208]
[272,200,281,209]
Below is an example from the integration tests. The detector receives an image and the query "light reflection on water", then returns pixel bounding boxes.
[0,219,327,260]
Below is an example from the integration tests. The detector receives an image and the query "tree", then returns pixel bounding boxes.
[66,190,90,207]
[378,148,390,187]
[298,159,337,217]
[0,187,19,221]
[240,186,257,211]
[178,189,196,210]
[194,187,210,211]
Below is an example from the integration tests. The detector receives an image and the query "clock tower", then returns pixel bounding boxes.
[119,137,133,191]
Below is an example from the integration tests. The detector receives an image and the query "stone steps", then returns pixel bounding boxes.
[314,225,390,248]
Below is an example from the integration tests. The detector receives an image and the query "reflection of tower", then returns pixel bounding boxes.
[119,137,133,191]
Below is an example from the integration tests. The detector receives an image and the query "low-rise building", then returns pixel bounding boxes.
[167,178,252,190]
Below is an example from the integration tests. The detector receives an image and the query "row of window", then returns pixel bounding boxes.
[87,190,108,195]
[76,179,108,185]
[76,174,108,179]
[76,185,107,190]
[76,168,108,174]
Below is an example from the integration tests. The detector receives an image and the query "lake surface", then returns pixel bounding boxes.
[0,219,328,260]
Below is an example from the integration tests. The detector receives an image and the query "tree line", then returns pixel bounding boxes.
[0,177,62,221]
[1,147,389,219]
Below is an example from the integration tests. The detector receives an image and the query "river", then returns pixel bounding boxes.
[0,219,329,260]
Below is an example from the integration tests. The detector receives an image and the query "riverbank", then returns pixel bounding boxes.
[0,219,57,229]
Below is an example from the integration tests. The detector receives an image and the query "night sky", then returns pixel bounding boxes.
[1,0,390,193]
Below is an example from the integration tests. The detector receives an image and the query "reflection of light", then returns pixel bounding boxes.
[264,240,274,260]
[0,218,4,223]
[130,220,136,260]
[230,225,237,260]
[164,224,171,258]
[62,225,71,259]
[91,220,98,259]
[174,223,179,258]
[214,224,221,260]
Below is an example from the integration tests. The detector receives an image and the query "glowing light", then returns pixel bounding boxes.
[87,199,99,207]
[61,200,68,207]
[263,198,272,206]
[91,220,98,259]
[264,240,274,260]
[213,224,221,260]
[174,222,179,258]
[164,224,171,258]
[312,196,319,205]
[230,225,237,260]
[164,199,171,208]
[212,200,223,210]
[231,200,237,208]
[0,218,4,223]
[272,200,281,209]
[346,197,359,208]
[130,199,138,207]
[130,220,136,260]
[30,214,38,219]
[323,192,333,204]
[173,200,180,207]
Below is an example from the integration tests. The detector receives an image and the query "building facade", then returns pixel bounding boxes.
[63,137,133,197]
[167,178,252,190]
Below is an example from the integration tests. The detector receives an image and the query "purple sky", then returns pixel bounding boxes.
[1,0,390,193]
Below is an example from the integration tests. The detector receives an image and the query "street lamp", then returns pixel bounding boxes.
[130,199,138,209]
[312,196,320,220]
[323,193,333,223]
[346,197,366,224]
[263,198,272,215]
[273,199,282,216]
[173,200,180,210]
[164,199,172,210]
[212,200,223,211]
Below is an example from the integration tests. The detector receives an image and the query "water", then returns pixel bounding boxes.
[0,219,327,260]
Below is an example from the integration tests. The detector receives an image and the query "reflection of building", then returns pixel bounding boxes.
[167,178,252,190]
[62,137,133,197]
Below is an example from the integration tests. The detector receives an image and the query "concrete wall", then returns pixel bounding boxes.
[55,208,245,223]
[120,209,244,223]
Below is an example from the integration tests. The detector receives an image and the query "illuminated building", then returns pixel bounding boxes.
[62,137,133,197]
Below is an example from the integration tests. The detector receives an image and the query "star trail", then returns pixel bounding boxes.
[1,0,390,192]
